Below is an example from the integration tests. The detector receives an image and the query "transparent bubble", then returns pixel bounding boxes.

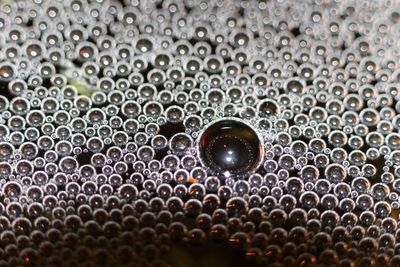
[198,119,264,177]
[162,155,180,171]
[147,134,167,151]
[165,105,185,123]
[169,133,193,156]
[3,182,22,199]
[58,156,78,174]
[324,164,346,183]
[136,146,154,162]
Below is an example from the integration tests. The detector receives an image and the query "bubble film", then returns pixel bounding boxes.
[0,0,400,266]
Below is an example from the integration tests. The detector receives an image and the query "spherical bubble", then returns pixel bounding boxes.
[285,177,304,195]
[198,118,264,177]
[226,86,244,104]
[324,163,347,183]
[362,164,377,178]
[277,194,296,214]
[0,63,17,81]
[290,140,308,157]
[134,35,154,54]
[120,100,141,118]
[85,137,104,153]
[169,133,193,156]
[118,184,138,202]
[7,115,26,131]
[348,150,366,166]
[0,162,12,179]
[278,154,296,170]
[183,55,204,74]
[183,115,203,133]
[255,99,280,117]
[165,105,185,123]
[329,148,347,163]
[137,83,157,102]
[12,217,32,235]
[58,156,78,174]
[381,218,397,234]
[356,194,374,211]
[26,186,44,202]
[108,116,123,131]
[328,130,348,147]
[15,160,34,176]
[374,201,392,218]
[53,110,71,125]
[147,68,166,86]
[287,125,301,139]
[161,154,179,171]
[147,160,161,173]
[320,194,339,210]
[31,170,49,186]
[55,140,73,157]
[351,177,371,194]
[2,182,22,199]
[348,135,364,150]
[73,95,92,112]
[111,131,128,147]
[10,97,30,115]
[186,183,204,200]
[136,146,155,162]
[133,132,148,146]
[40,97,59,114]
[6,201,23,218]
[183,101,200,115]
[385,133,400,150]
[174,91,190,106]
[283,77,305,94]
[359,108,380,126]
[369,183,390,201]
[143,101,163,120]
[75,41,98,61]
[0,142,15,161]
[365,132,384,148]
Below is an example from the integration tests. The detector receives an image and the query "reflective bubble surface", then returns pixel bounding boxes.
[198,118,264,177]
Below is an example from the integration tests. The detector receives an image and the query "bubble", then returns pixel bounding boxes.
[324,164,347,183]
[3,182,22,199]
[165,105,185,123]
[256,99,280,117]
[169,133,193,156]
[135,146,154,162]
[0,62,17,82]
[58,156,78,174]
[0,142,14,161]
[278,154,296,170]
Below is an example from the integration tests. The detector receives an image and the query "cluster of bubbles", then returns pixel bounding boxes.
[1,0,400,266]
